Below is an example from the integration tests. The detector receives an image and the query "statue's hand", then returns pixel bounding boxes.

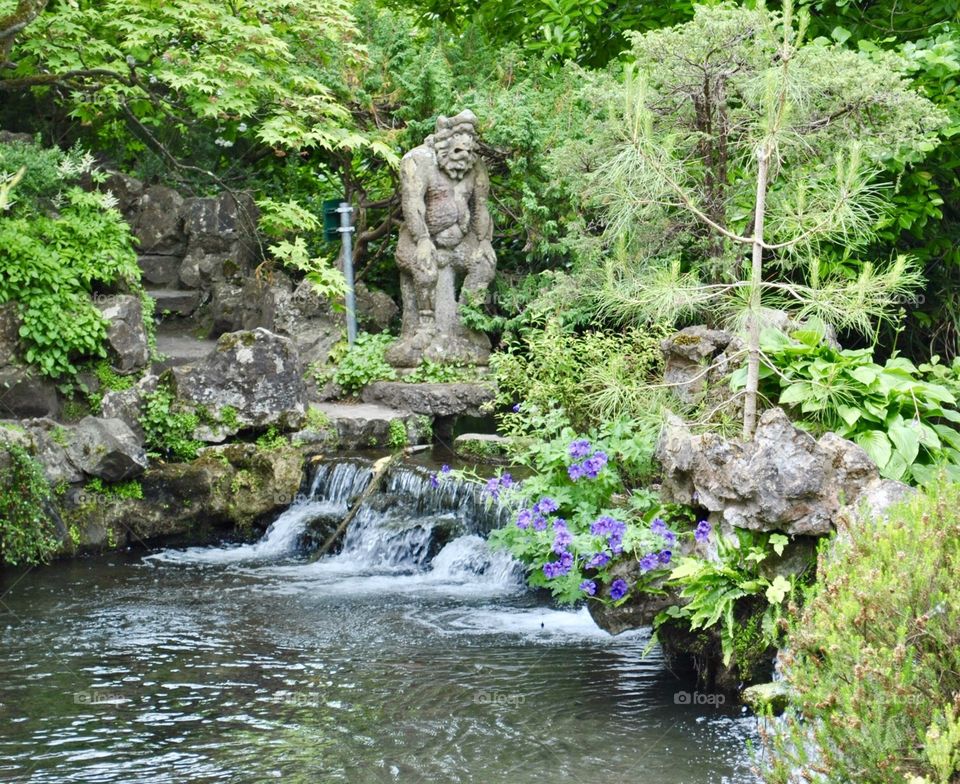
[415,237,436,271]
[478,239,496,264]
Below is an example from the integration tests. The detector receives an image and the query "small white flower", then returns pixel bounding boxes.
[237,122,247,132]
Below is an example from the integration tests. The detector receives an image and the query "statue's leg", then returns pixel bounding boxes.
[459,237,496,304]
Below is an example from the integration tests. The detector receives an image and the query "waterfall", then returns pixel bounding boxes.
[148,457,520,584]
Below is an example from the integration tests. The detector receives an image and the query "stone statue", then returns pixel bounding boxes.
[386,110,496,368]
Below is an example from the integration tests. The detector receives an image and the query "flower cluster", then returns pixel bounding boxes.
[516,496,559,532]
[589,515,626,554]
[483,472,514,500]
[567,439,609,482]
[543,516,575,579]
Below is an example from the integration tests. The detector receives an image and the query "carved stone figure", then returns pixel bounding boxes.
[387,110,496,368]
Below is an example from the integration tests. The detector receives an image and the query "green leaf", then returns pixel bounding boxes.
[855,430,893,470]
[888,421,920,466]
[765,575,791,604]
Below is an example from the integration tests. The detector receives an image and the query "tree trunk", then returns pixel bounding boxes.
[743,145,770,441]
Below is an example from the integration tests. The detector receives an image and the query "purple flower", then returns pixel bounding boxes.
[639,553,659,573]
[609,534,624,555]
[568,439,592,459]
[441,464,451,474]
[512,403,521,413]
[581,451,608,479]
[430,474,439,488]
[651,518,668,536]
[567,463,585,481]
[580,580,597,596]
[552,521,573,554]
[543,551,574,579]
[694,520,712,543]
[516,509,532,529]
[534,497,558,515]
[586,551,610,569]
[590,516,623,537]
[609,578,629,601]
[658,549,672,565]
[500,473,513,488]
[532,514,548,532]
[484,477,501,499]
[662,530,677,547]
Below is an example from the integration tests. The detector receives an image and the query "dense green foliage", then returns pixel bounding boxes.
[763,483,960,783]
[140,386,202,462]
[736,326,960,483]
[331,332,397,394]
[0,443,59,566]
[0,141,142,381]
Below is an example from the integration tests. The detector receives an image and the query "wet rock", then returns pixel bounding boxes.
[741,681,789,715]
[64,443,304,547]
[356,283,399,332]
[453,433,510,463]
[96,294,150,371]
[66,416,148,481]
[170,328,306,441]
[656,408,912,535]
[587,560,680,635]
[23,417,84,485]
[138,254,182,288]
[362,381,494,418]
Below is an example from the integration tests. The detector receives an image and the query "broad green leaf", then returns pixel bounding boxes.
[855,430,892,470]
[765,575,791,604]
[888,421,920,466]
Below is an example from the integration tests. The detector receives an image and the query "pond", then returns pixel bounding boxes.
[0,461,761,783]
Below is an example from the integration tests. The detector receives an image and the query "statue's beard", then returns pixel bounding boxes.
[438,152,476,180]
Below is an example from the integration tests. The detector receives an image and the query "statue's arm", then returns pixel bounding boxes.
[470,160,493,243]
[400,153,431,243]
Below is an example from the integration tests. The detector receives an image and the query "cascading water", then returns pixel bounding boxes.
[150,457,522,588]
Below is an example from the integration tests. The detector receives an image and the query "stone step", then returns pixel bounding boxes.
[147,288,199,317]
[153,331,218,371]
[138,254,182,288]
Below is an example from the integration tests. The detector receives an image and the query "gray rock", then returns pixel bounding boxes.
[661,326,738,406]
[66,416,148,481]
[100,172,144,218]
[741,681,789,715]
[182,192,258,257]
[356,283,399,331]
[362,381,494,418]
[96,294,149,371]
[587,559,679,635]
[453,433,510,463]
[170,328,306,441]
[100,375,159,440]
[310,402,429,450]
[135,185,185,254]
[656,408,912,536]
[138,255,182,288]
[0,365,60,419]
[148,288,199,317]
[23,417,84,485]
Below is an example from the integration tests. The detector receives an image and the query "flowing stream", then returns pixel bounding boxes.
[0,459,761,783]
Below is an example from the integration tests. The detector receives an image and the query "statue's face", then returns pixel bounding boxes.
[436,130,478,180]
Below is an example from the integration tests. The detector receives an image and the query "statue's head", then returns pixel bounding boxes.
[432,110,479,180]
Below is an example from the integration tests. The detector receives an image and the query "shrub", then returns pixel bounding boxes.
[0,141,143,382]
[491,319,672,432]
[332,332,397,395]
[0,445,60,565]
[733,326,960,484]
[762,483,960,784]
